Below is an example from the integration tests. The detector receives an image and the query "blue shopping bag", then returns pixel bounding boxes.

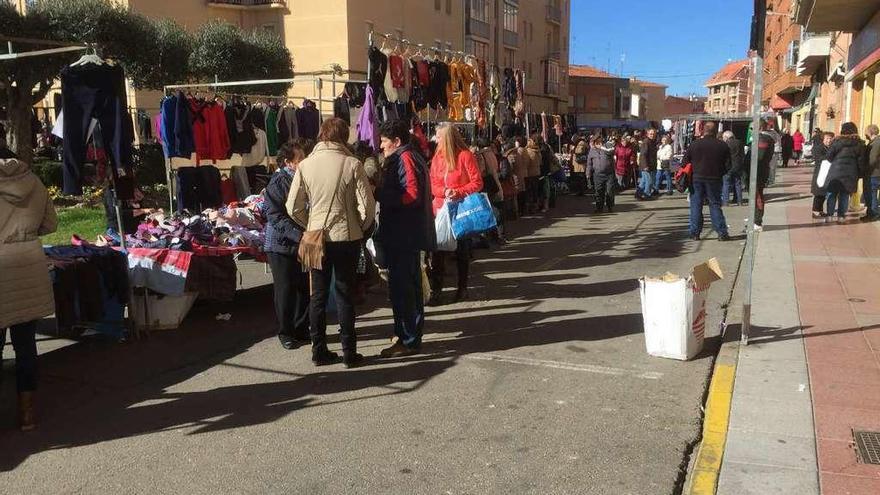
[450,193,497,239]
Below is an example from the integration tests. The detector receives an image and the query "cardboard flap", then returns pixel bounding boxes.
[691,258,723,288]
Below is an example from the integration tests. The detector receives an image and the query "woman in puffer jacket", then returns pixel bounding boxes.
[428,123,483,304]
[0,156,57,431]
[825,122,868,223]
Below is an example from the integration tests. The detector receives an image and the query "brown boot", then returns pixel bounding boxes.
[18,392,36,432]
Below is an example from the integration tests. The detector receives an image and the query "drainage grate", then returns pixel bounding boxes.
[853,431,880,465]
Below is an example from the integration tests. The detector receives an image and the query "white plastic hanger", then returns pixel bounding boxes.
[70,47,105,67]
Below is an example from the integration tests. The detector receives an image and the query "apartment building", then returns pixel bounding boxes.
[567,64,667,126]
[762,0,813,130]
[664,95,707,118]
[794,0,880,134]
[704,59,752,115]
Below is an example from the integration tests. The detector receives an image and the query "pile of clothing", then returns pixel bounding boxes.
[119,195,266,251]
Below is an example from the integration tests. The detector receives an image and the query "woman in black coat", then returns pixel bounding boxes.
[811,131,833,217]
[825,122,868,223]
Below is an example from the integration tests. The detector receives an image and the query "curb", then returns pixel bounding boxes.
[685,335,739,494]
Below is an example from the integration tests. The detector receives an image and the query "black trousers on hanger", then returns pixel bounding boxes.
[60,63,133,196]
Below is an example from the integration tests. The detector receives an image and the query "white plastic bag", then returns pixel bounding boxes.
[435,202,457,252]
[816,159,832,188]
[640,276,707,361]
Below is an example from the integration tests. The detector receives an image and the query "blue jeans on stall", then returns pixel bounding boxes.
[638,170,654,197]
[722,172,743,206]
[386,247,424,349]
[690,180,729,237]
[863,177,880,217]
[826,185,850,219]
[654,170,673,194]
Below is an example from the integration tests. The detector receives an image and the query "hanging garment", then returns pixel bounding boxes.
[136,110,152,142]
[334,96,351,124]
[205,102,230,161]
[383,49,400,103]
[416,59,430,87]
[265,106,279,156]
[241,128,268,167]
[427,61,450,110]
[250,105,266,131]
[296,101,320,140]
[188,97,211,164]
[389,54,406,89]
[368,46,388,102]
[60,63,135,196]
[344,82,367,107]
[398,56,411,104]
[230,166,251,200]
[409,59,428,112]
[277,105,299,144]
[356,85,378,150]
[228,103,257,155]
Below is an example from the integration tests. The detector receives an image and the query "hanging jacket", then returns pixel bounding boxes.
[188,97,211,164]
[265,106,279,156]
[356,86,378,150]
[228,103,257,155]
[171,92,194,159]
[368,46,388,102]
[427,61,450,109]
[296,101,320,140]
[277,106,299,144]
[502,68,516,107]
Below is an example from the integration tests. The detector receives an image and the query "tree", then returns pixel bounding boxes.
[1,0,292,165]
[189,20,293,96]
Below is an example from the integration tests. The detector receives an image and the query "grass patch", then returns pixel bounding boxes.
[41,207,107,246]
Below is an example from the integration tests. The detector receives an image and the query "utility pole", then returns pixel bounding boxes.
[742,0,767,346]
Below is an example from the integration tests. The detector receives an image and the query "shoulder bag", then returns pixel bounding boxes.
[298,164,345,271]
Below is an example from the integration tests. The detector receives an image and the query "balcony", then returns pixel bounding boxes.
[208,0,287,9]
[466,18,490,40]
[796,32,832,76]
[545,47,561,61]
[546,4,561,24]
[795,0,876,33]
[502,30,519,48]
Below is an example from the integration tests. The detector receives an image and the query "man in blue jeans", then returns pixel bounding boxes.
[683,122,731,241]
[375,120,436,358]
[637,128,658,199]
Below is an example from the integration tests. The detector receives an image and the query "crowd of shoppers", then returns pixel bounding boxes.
[809,121,878,223]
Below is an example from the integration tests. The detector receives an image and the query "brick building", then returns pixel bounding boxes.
[763,0,814,130]
[664,95,708,118]
[567,64,666,126]
[704,59,752,115]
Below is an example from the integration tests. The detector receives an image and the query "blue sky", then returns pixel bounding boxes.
[569,0,753,96]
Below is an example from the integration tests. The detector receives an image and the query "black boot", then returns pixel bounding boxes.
[343,352,365,369]
[312,348,340,366]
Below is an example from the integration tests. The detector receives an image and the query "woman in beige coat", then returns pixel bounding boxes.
[287,118,375,368]
[0,157,58,431]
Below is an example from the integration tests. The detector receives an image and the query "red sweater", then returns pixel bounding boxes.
[188,99,231,163]
[430,149,483,214]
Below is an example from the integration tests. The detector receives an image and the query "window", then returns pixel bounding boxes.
[465,39,489,61]
[503,2,518,32]
[785,40,799,70]
[600,97,610,110]
[576,95,585,109]
[544,60,560,95]
[470,0,488,22]
[446,0,452,15]
[435,0,441,10]
[503,48,516,68]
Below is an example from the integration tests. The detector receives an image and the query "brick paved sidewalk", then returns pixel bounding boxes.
[719,166,880,494]
[786,167,880,493]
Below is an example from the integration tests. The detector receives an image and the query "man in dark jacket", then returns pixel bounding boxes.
[683,122,731,240]
[722,131,744,206]
[375,120,435,358]
[263,139,313,349]
[637,128,658,198]
[588,137,616,213]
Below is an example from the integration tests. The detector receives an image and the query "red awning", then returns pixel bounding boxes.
[770,95,793,110]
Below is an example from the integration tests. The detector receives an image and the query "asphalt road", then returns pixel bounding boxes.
[0,190,746,495]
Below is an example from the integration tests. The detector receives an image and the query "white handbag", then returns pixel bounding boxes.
[816,159,832,188]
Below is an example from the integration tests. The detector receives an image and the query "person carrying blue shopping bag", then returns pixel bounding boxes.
[428,124,483,305]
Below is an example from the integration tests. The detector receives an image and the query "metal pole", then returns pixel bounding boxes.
[741,53,764,346]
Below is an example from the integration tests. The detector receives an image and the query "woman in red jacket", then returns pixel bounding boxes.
[428,124,483,305]
[614,137,635,190]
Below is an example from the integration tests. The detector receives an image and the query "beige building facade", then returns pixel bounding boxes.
[28,0,570,119]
